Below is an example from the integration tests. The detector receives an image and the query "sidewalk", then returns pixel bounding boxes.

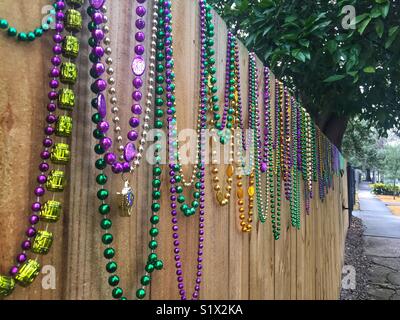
[353,182,400,300]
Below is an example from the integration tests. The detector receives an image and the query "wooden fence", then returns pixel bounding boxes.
[0,0,349,300]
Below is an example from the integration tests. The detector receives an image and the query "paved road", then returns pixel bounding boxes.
[353,182,400,300]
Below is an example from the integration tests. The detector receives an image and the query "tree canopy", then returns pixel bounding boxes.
[209,0,400,148]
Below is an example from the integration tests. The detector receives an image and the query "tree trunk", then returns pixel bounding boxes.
[366,169,372,182]
[315,113,349,150]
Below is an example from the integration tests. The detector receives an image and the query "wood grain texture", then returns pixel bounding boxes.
[0,0,349,300]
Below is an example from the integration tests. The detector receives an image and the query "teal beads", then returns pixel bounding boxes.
[136,288,146,300]
[0,19,8,29]
[0,18,47,42]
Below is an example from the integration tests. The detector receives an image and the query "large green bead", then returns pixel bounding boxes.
[152,191,161,200]
[153,167,162,176]
[94,144,105,155]
[149,240,158,250]
[141,275,151,286]
[149,228,159,237]
[151,203,161,213]
[0,19,8,29]
[27,32,36,41]
[99,204,110,215]
[101,218,112,230]
[108,275,120,287]
[102,233,113,245]
[112,287,123,299]
[97,189,109,200]
[148,253,157,262]
[136,289,146,300]
[106,261,117,273]
[152,179,161,188]
[104,248,115,259]
[154,260,164,270]
[7,27,17,37]
[96,174,107,185]
[95,158,107,170]
[145,263,155,273]
[17,32,27,41]
[150,215,160,225]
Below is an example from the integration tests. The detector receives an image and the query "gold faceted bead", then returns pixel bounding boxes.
[15,260,40,287]
[240,221,246,227]
[248,218,253,223]
[239,214,245,220]
[32,230,54,255]
[214,185,221,192]
[226,164,234,177]
[65,9,83,32]
[237,187,244,199]
[213,176,219,183]
[239,207,245,213]
[221,199,229,206]
[237,182,243,188]
[40,200,62,223]
[224,193,231,200]
[58,88,75,110]
[227,177,233,184]
[46,170,66,192]
[56,115,73,137]
[60,62,78,85]
[248,186,255,197]
[0,276,15,297]
[226,185,232,192]
[51,143,71,165]
[216,191,224,204]
[238,200,244,206]
[62,35,80,59]
[212,168,219,174]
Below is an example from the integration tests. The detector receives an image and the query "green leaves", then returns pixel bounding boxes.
[375,19,384,38]
[209,0,400,137]
[363,66,376,73]
[385,26,399,48]
[358,17,371,35]
[323,74,346,82]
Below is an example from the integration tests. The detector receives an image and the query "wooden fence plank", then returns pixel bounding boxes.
[0,0,349,300]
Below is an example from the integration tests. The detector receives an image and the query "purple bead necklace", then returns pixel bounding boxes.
[90,0,150,175]
[0,0,83,297]
[166,0,205,300]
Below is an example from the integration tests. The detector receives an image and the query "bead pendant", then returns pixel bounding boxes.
[131,56,146,76]
[117,180,134,217]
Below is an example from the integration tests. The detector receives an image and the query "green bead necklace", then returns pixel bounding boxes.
[0,3,56,42]
[91,0,163,300]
